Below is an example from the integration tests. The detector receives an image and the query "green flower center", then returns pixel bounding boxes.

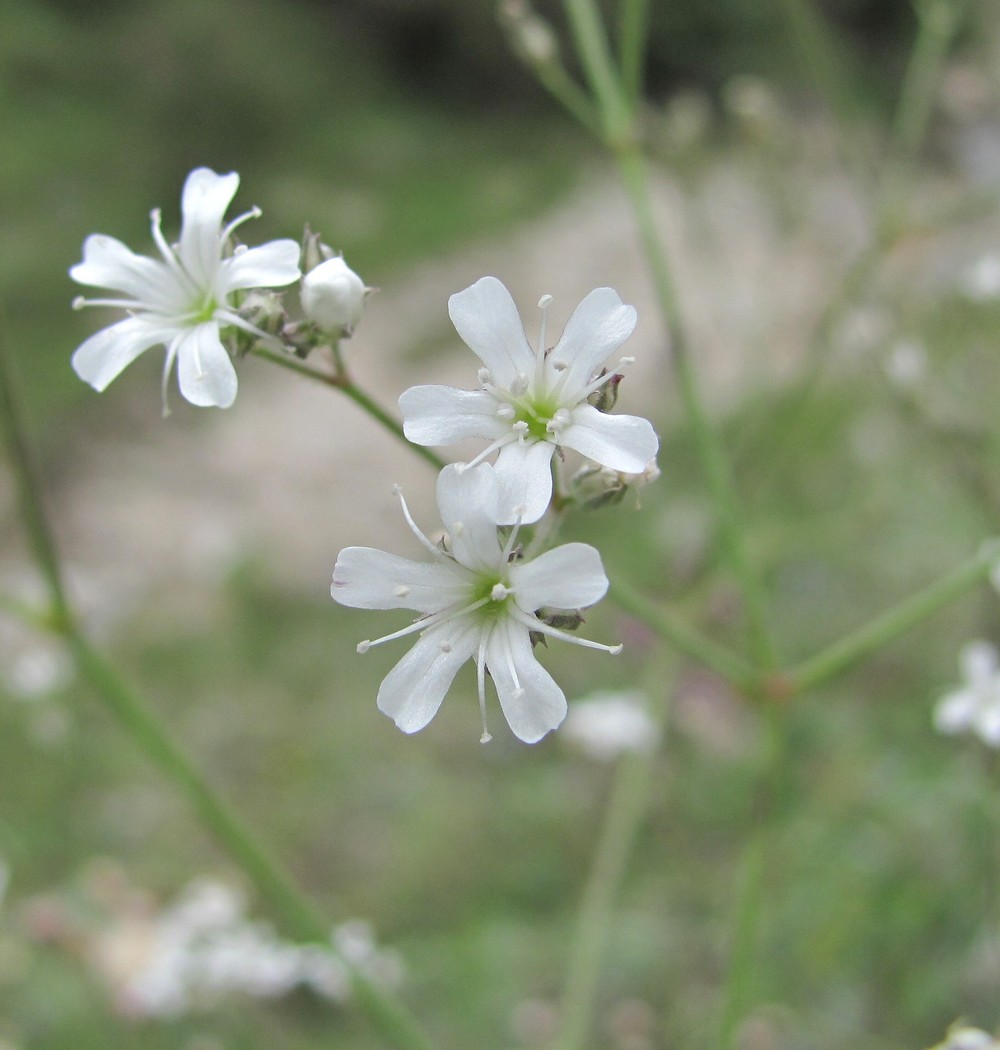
[514,397,559,441]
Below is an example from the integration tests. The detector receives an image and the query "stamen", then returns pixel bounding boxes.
[497,405,515,419]
[477,367,492,386]
[490,583,509,601]
[579,357,634,400]
[71,296,143,311]
[509,606,624,654]
[535,294,553,391]
[545,408,571,434]
[357,640,371,653]
[393,484,453,560]
[500,508,525,564]
[359,596,491,651]
[393,585,411,598]
[221,206,263,243]
[458,430,521,472]
[512,420,529,444]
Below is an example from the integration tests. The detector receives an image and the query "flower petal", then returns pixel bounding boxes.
[934,689,977,734]
[448,276,534,387]
[175,322,238,408]
[399,385,508,445]
[71,316,173,391]
[492,439,555,524]
[218,239,302,294]
[376,624,480,734]
[178,168,240,286]
[70,234,174,305]
[435,463,502,571]
[510,542,608,611]
[332,547,465,613]
[560,405,659,473]
[553,288,637,395]
[487,619,566,743]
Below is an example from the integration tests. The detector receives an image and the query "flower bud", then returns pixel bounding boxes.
[300,256,367,336]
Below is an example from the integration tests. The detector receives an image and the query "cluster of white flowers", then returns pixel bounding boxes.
[561,689,660,760]
[934,640,1000,747]
[89,877,401,1018]
[70,167,661,745]
[334,279,659,743]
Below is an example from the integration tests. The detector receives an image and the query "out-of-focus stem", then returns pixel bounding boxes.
[787,540,1000,694]
[613,145,779,672]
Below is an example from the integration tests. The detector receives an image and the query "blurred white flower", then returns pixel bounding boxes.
[934,641,1000,747]
[883,339,927,389]
[399,276,659,523]
[563,690,660,761]
[71,167,301,412]
[300,255,367,335]
[960,253,1000,302]
[331,462,621,743]
[88,876,398,1018]
[932,1024,1000,1050]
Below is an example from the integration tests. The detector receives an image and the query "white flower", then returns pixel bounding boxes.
[399,276,659,523]
[331,463,622,743]
[934,641,1000,747]
[562,690,660,761]
[71,167,301,411]
[933,1025,1000,1050]
[300,256,367,334]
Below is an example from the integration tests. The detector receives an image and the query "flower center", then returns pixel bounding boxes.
[472,575,512,620]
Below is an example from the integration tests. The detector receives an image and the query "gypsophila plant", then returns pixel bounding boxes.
[4,0,1000,1047]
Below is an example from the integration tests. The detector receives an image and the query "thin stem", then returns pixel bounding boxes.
[0,320,71,630]
[561,0,633,140]
[0,329,440,1050]
[550,652,673,1050]
[613,145,779,672]
[251,345,447,472]
[609,577,759,695]
[890,0,963,162]
[787,539,1000,695]
[617,0,651,106]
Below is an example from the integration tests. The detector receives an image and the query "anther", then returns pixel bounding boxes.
[610,644,623,655]
[497,405,515,419]
[490,583,509,601]
[477,367,492,386]
[510,374,530,396]
[480,731,493,744]
[394,585,411,598]
[72,296,86,310]
[357,640,371,654]
[512,421,529,443]
[440,641,453,653]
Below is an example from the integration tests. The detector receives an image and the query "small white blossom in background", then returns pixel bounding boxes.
[70,167,301,412]
[331,462,621,743]
[300,255,368,336]
[883,339,928,390]
[933,641,1000,747]
[86,877,400,1018]
[562,690,660,761]
[959,253,1000,302]
[931,1024,1000,1050]
[399,276,659,523]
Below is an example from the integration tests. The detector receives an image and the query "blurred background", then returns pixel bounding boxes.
[3,0,1000,1047]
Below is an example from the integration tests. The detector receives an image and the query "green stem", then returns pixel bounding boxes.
[787,539,1000,694]
[0,331,440,1050]
[890,0,963,162]
[251,346,446,471]
[617,0,651,105]
[561,0,633,139]
[609,577,759,694]
[612,145,779,671]
[0,324,71,630]
[550,653,672,1050]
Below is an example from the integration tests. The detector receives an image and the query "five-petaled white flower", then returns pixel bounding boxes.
[934,640,1000,747]
[70,167,301,412]
[399,276,659,524]
[331,463,621,743]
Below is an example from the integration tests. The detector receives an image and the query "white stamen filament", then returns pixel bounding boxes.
[357,595,492,652]
[149,208,200,298]
[221,206,262,244]
[392,484,455,561]
[535,293,552,391]
[501,509,525,564]
[510,605,623,654]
